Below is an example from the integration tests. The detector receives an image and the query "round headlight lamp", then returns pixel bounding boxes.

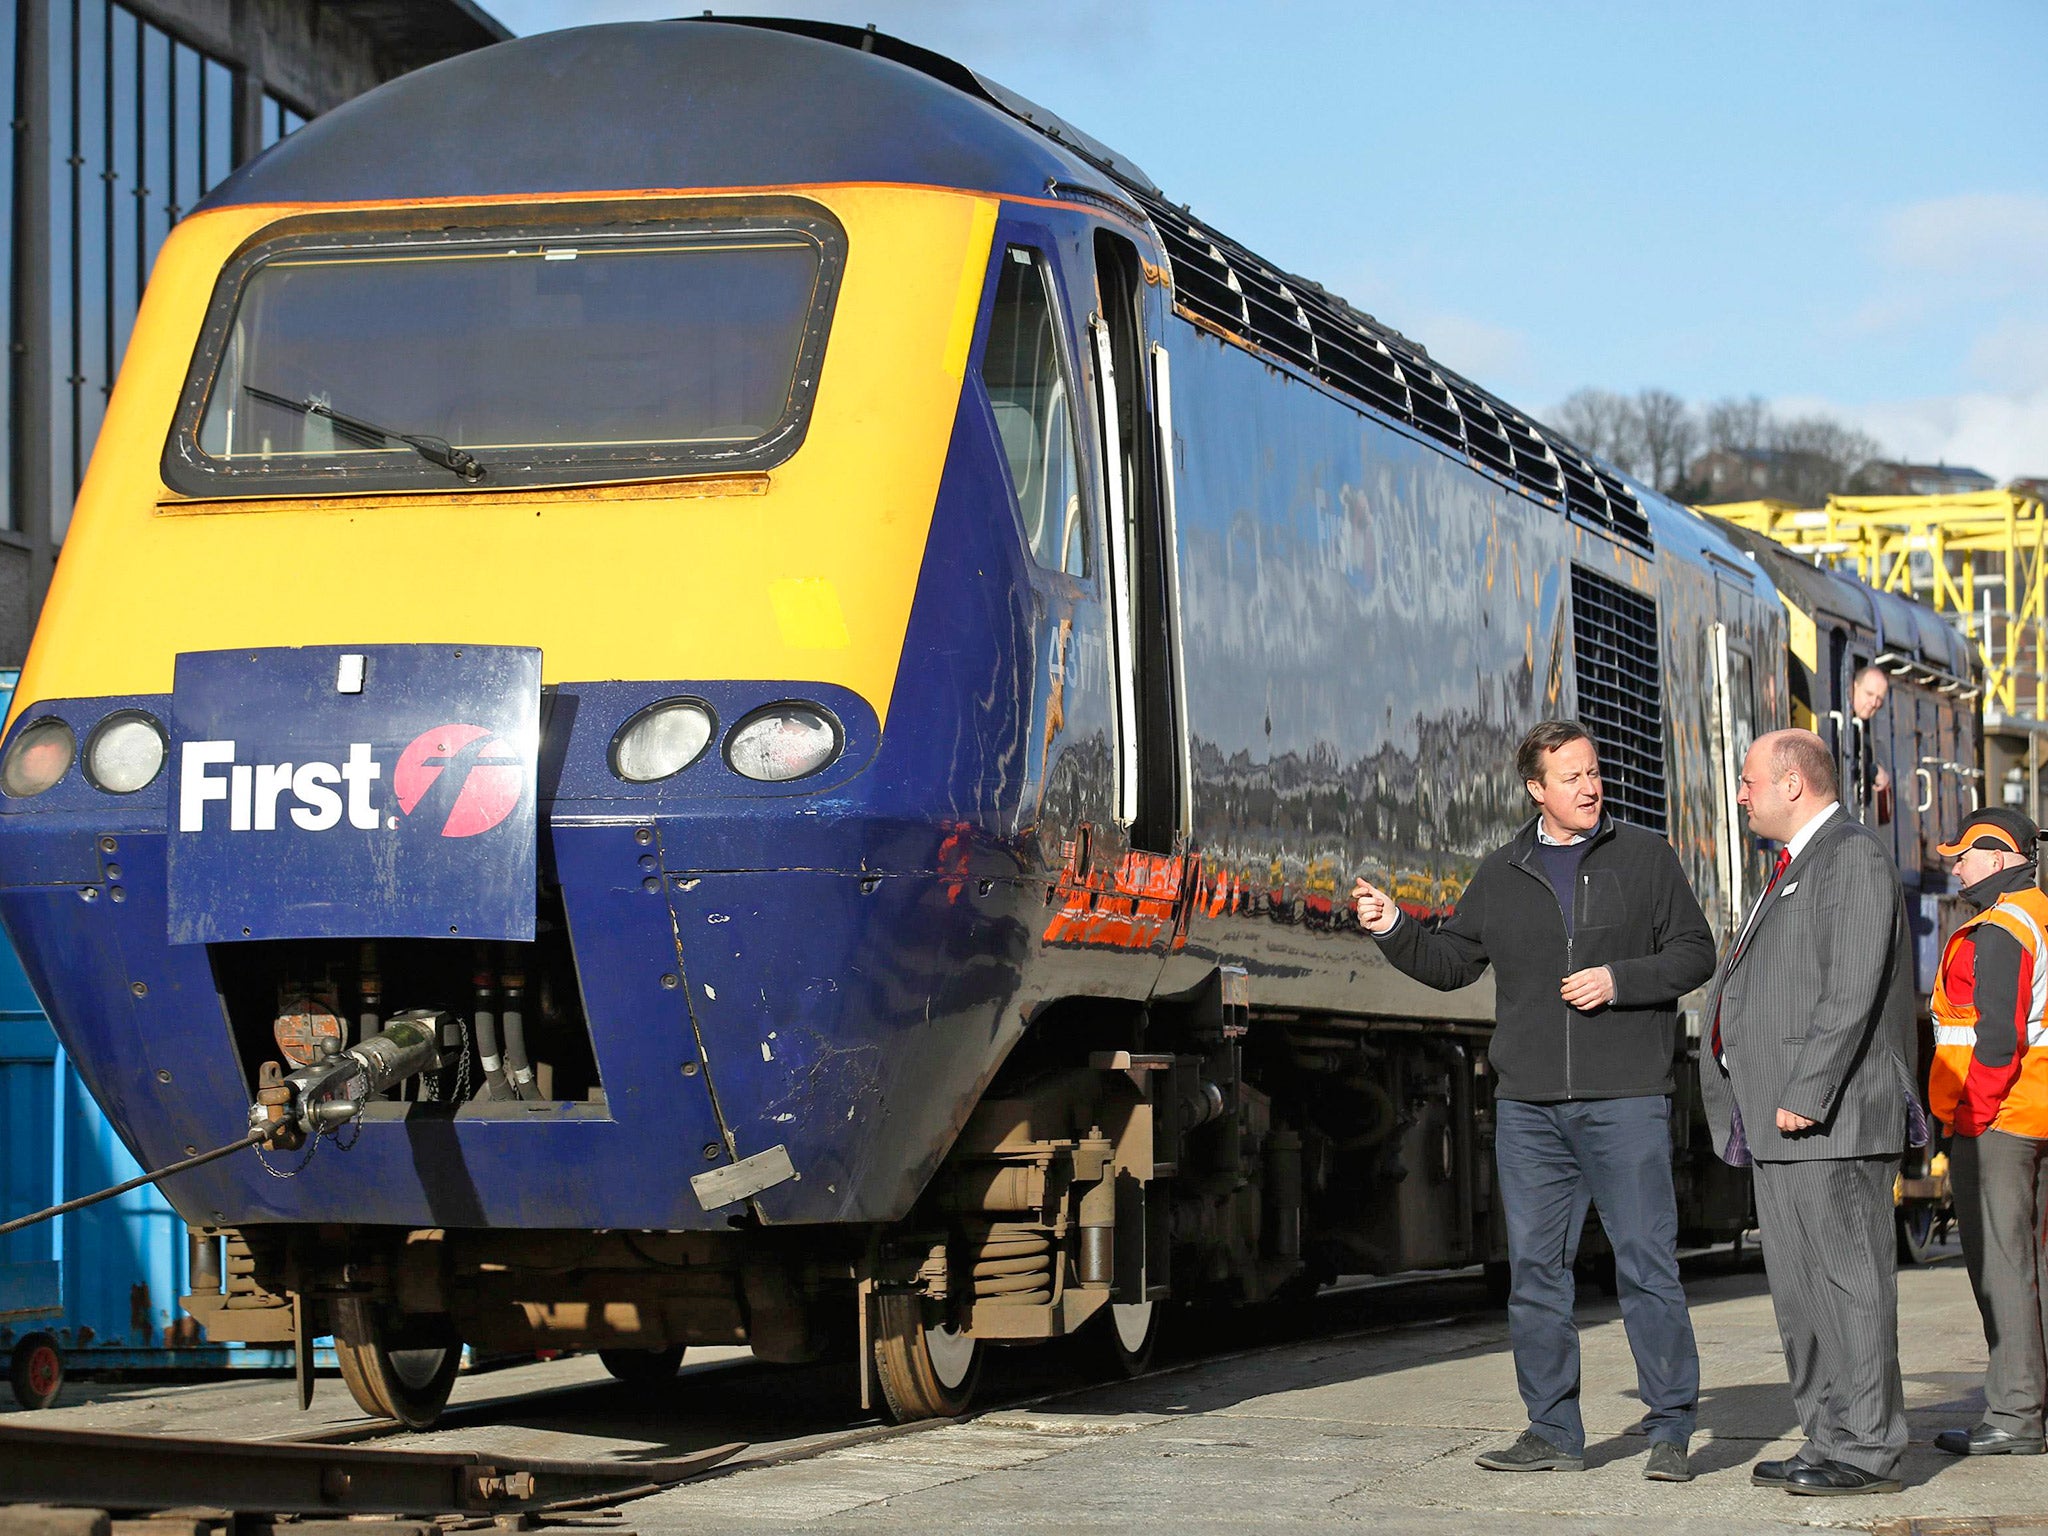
[611,699,715,783]
[85,711,168,793]
[1,718,77,798]
[726,703,842,783]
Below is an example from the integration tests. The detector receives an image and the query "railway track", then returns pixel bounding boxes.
[0,1249,1766,1530]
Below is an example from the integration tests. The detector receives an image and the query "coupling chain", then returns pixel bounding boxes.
[255,1057,370,1178]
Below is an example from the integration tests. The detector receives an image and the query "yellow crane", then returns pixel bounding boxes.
[1704,490,2048,720]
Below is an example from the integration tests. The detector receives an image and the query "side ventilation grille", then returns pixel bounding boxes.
[1134,191,1651,554]
[1570,565,1667,834]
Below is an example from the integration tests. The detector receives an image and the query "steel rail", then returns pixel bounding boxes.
[0,1425,742,1516]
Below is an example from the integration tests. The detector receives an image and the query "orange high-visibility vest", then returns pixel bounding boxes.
[1930,884,2048,1138]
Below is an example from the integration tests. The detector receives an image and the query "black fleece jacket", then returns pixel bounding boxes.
[1374,815,1717,1102]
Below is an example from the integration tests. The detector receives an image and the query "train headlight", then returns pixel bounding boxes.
[611,699,715,783]
[85,711,168,793]
[726,704,841,783]
[1,718,77,798]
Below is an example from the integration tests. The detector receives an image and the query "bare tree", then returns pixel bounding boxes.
[1551,385,1889,504]
[1632,389,1698,496]
[1550,388,1640,475]
[1772,416,1884,504]
[1704,395,1772,454]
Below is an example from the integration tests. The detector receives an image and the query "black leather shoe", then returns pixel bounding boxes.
[1934,1424,2047,1456]
[1750,1458,1800,1486]
[1783,1460,1903,1496]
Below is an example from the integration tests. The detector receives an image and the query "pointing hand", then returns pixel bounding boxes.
[1352,877,1399,935]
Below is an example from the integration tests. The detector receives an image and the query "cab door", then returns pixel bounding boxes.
[1708,622,1761,939]
[1088,229,1187,860]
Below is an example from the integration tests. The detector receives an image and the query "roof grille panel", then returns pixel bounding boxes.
[1595,466,1652,547]
[1445,377,1517,480]
[1152,222,1246,335]
[1306,324,1410,417]
[1570,564,1667,835]
[1498,415,1563,498]
[1135,190,1651,554]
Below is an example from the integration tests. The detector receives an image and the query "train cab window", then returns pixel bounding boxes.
[981,247,1090,578]
[163,205,845,496]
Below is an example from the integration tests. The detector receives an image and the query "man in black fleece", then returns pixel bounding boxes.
[1353,720,1717,1481]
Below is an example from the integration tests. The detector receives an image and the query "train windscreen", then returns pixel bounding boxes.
[165,208,844,496]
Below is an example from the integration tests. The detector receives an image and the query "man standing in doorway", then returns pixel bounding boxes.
[1353,720,1715,1482]
[1848,664,1893,819]
[1701,729,1914,1497]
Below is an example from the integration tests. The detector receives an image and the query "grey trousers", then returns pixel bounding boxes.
[1752,1156,1908,1476]
[1951,1128,2048,1437]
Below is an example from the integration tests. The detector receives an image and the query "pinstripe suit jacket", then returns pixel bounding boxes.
[1701,810,1916,1162]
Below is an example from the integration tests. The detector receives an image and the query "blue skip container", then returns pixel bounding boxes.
[0,670,304,1407]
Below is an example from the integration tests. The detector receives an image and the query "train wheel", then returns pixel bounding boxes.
[9,1332,62,1410]
[1100,1301,1161,1377]
[1896,1202,1938,1265]
[599,1346,686,1386]
[870,1292,979,1422]
[333,1298,461,1428]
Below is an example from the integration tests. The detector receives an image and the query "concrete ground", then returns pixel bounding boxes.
[9,1249,2047,1533]
[639,1255,2046,1534]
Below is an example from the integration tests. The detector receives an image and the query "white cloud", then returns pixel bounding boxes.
[1819,193,2048,477]
[1968,316,2048,394]
[1880,192,2048,293]
[1849,192,2048,337]
[1782,388,2048,483]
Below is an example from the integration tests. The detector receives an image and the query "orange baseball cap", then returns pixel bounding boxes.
[1936,806,2040,858]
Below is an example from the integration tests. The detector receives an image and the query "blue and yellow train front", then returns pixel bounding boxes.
[0,169,1049,1241]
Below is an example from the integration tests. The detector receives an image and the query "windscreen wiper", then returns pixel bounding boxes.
[244,385,483,483]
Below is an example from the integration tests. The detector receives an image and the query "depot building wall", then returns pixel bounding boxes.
[0,0,508,667]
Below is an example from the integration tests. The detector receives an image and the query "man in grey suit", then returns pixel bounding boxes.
[1701,728,1914,1498]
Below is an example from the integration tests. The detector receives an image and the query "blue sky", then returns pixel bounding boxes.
[491,2,2048,478]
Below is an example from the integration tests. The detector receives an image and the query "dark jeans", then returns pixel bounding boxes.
[1494,1095,1700,1454]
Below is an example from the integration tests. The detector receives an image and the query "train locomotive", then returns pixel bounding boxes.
[0,19,1983,1426]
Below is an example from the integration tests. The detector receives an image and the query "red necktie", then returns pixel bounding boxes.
[1711,846,1793,1065]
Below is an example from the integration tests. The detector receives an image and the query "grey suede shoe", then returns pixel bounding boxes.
[1475,1429,1584,1472]
[1644,1440,1693,1481]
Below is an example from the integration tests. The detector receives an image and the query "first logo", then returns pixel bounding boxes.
[178,724,523,838]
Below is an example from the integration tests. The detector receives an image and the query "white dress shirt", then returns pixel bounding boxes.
[1782,800,1840,865]
[1733,800,1839,950]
